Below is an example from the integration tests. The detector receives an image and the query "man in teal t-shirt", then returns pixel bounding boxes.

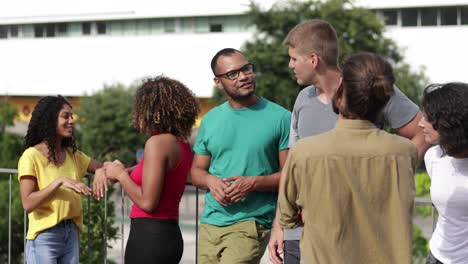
[191,48,290,264]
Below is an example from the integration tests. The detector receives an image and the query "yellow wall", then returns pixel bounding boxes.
[2,96,215,126]
[1,96,82,122]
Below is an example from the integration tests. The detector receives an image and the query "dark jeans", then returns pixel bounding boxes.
[284,240,300,264]
[125,218,183,264]
[426,251,444,264]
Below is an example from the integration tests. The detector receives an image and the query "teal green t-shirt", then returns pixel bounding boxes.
[194,97,291,227]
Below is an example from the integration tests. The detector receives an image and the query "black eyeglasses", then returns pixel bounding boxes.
[215,63,254,80]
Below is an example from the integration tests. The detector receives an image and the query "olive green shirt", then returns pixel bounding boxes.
[279,119,417,264]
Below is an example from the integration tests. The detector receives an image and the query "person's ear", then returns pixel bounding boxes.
[335,78,344,98]
[310,53,320,69]
[214,77,223,90]
[337,76,343,89]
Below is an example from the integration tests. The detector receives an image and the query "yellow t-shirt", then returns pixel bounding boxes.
[17,147,91,240]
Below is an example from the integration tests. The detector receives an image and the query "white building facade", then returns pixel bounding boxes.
[1,0,467,98]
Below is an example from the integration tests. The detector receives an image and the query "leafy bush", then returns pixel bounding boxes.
[415,172,432,217]
[0,132,24,262]
[0,178,24,264]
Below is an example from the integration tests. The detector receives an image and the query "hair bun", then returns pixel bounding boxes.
[370,74,394,97]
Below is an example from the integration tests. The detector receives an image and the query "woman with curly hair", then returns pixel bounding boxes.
[17,95,105,263]
[418,82,468,264]
[105,76,200,264]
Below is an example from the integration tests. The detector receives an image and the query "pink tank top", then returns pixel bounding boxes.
[129,140,192,220]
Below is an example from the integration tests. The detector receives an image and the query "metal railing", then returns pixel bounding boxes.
[0,168,201,264]
[2,167,436,264]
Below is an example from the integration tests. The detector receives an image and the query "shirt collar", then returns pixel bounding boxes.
[335,119,377,130]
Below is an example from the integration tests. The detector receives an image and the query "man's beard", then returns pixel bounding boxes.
[223,83,255,102]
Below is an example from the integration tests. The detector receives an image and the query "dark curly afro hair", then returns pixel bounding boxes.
[132,76,200,140]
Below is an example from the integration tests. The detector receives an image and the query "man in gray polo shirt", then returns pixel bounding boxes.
[268,19,428,264]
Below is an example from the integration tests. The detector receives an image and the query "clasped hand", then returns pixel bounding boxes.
[92,160,125,200]
[207,175,255,206]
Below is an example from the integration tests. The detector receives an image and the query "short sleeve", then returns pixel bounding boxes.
[289,101,300,148]
[193,119,210,155]
[278,111,291,151]
[17,151,37,180]
[382,85,420,129]
[74,150,91,178]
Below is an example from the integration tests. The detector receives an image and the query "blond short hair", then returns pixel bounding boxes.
[284,19,338,67]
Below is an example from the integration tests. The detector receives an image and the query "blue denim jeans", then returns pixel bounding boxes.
[26,219,79,264]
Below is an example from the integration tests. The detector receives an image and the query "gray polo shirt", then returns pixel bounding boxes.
[284,84,419,240]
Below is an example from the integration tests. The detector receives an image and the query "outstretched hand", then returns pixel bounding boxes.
[92,168,108,200]
[60,177,91,195]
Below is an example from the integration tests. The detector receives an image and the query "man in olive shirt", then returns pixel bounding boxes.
[279,53,417,263]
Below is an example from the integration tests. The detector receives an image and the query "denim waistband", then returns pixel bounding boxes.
[56,219,75,228]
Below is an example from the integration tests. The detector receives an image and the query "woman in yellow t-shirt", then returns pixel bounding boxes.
[18,95,105,264]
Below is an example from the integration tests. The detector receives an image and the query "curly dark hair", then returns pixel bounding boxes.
[340,52,395,123]
[24,95,77,164]
[132,76,200,140]
[422,82,468,157]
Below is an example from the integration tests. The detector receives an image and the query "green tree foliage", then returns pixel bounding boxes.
[0,132,24,263]
[411,173,432,260]
[394,64,428,105]
[79,178,118,264]
[413,225,430,261]
[213,0,427,109]
[415,171,432,217]
[0,99,18,133]
[0,132,23,169]
[0,178,24,264]
[77,83,147,166]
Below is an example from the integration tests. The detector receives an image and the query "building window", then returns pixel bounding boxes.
[401,8,418,27]
[57,23,68,34]
[34,24,45,37]
[0,26,7,39]
[180,18,194,33]
[440,7,458,25]
[194,17,209,33]
[164,19,175,33]
[10,25,19,37]
[382,9,398,25]
[82,22,91,35]
[420,8,438,26]
[209,24,223,32]
[46,24,55,37]
[462,7,468,25]
[97,22,106,34]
